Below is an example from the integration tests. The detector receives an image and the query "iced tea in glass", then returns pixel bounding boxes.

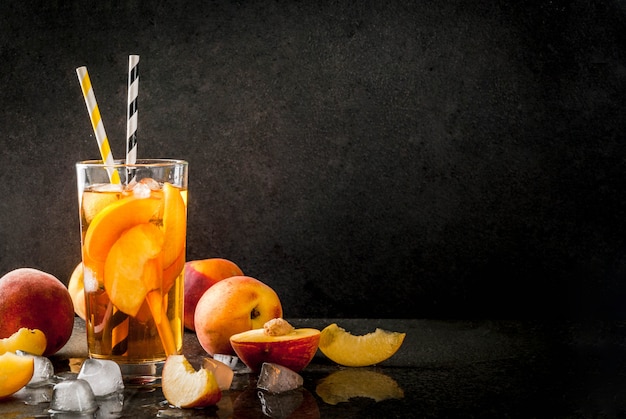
[76,159,188,383]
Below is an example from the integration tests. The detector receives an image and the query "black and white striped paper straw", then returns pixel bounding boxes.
[126,55,139,166]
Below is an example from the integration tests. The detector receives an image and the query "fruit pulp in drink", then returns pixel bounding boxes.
[79,181,187,363]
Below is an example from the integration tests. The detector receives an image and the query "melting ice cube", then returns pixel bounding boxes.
[256,363,303,394]
[95,391,124,418]
[14,385,53,405]
[213,354,240,370]
[16,351,54,387]
[49,379,98,414]
[77,359,124,397]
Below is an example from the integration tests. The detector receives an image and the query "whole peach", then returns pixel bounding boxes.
[0,268,75,355]
[184,258,243,331]
[194,276,282,356]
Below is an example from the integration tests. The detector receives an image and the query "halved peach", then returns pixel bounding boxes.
[103,223,164,316]
[230,319,320,372]
[0,328,47,356]
[84,196,161,263]
[0,352,34,398]
[162,354,221,408]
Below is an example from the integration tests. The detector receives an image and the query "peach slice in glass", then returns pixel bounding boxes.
[103,223,164,317]
[0,352,34,399]
[162,247,185,296]
[162,183,186,270]
[85,196,161,263]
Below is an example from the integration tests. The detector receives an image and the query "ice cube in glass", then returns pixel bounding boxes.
[49,379,98,414]
[77,359,124,397]
[256,362,303,393]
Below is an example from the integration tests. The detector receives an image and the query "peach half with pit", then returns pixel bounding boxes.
[230,318,320,372]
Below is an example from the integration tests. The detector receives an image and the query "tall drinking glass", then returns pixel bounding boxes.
[76,159,188,383]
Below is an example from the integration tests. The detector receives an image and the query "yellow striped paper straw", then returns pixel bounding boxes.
[75,66,121,184]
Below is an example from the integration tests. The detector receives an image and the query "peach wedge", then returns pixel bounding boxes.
[0,328,47,356]
[318,323,405,367]
[161,182,186,270]
[162,355,222,408]
[84,195,161,263]
[0,352,34,399]
[103,223,164,317]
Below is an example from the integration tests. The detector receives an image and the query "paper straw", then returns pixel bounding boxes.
[126,55,139,165]
[75,66,121,184]
[76,65,126,354]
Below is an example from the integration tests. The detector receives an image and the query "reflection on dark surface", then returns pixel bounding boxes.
[3,320,626,417]
[315,368,404,405]
[234,387,320,419]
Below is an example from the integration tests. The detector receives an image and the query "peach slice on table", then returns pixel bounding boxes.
[84,196,161,263]
[103,223,164,317]
[162,355,222,408]
[0,328,47,356]
[202,357,234,391]
[318,323,406,367]
[0,352,34,399]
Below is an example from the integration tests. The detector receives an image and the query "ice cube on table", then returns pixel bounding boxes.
[14,385,53,405]
[256,363,303,393]
[213,354,240,370]
[95,391,124,418]
[49,379,98,414]
[77,359,124,397]
[16,351,54,387]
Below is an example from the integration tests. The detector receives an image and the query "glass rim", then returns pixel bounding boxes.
[76,158,188,168]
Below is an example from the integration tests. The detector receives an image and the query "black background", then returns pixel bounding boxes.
[1,0,625,319]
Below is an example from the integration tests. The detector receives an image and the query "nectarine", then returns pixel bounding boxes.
[194,276,282,356]
[183,258,243,331]
[0,268,74,355]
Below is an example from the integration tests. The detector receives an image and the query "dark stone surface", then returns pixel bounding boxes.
[1,1,625,319]
[3,319,625,417]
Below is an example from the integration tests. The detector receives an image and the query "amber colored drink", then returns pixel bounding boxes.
[76,159,188,381]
